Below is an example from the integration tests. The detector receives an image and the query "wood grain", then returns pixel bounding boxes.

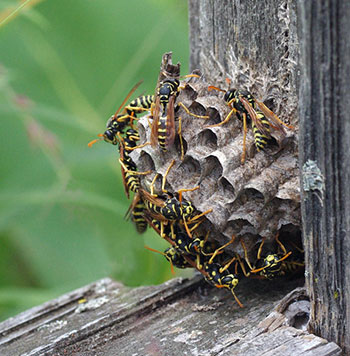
[298,0,350,353]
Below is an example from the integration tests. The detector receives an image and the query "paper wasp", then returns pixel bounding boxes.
[143,216,209,276]
[125,94,154,119]
[207,81,293,163]
[150,74,209,160]
[118,137,151,199]
[88,80,153,147]
[146,214,243,307]
[202,235,244,307]
[125,193,148,233]
[240,233,293,280]
[145,244,193,272]
[139,160,212,238]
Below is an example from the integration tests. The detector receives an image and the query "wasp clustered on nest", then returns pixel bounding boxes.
[89,52,302,307]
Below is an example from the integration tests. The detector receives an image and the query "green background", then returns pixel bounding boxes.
[0,0,191,321]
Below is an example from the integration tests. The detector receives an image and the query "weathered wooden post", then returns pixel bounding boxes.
[189,0,350,353]
[298,1,350,353]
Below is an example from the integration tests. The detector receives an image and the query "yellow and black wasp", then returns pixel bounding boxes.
[145,214,244,306]
[139,160,212,238]
[150,75,209,160]
[145,244,193,273]
[207,81,294,163]
[88,80,153,147]
[143,216,206,274]
[125,192,148,233]
[239,233,296,280]
[201,235,244,307]
[117,135,151,199]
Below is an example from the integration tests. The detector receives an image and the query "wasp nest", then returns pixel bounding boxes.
[131,53,300,260]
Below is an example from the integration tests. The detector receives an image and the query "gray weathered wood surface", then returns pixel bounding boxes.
[188,0,299,128]
[0,276,341,355]
[298,1,350,353]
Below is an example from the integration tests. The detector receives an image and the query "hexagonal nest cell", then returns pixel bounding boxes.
[130,52,301,263]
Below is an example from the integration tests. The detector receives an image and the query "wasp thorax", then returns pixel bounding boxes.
[224,89,236,103]
[161,198,182,220]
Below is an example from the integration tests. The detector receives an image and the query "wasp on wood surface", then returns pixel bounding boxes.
[202,235,244,308]
[150,74,209,160]
[145,213,244,307]
[207,81,294,163]
[239,233,295,280]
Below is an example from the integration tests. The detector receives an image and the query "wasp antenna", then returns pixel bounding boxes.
[181,74,200,79]
[225,78,232,86]
[144,245,164,255]
[113,79,144,118]
[144,245,175,275]
[208,85,226,93]
[88,134,104,147]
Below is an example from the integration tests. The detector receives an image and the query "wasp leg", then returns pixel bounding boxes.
[119,160,152,176]
[219,256,237,273]
[144,245,175,275]
[240,240,254,271]
[205,106,237,128]
[161,159,176,194]
[178,116,185,161]
[124,142,151,151]
[189,220,204,233]
[186,209,213,224]
[177,186,199,203]
[256,237,266,260]
[275,232,287,255]
[149,173,159,195]
[216,284,244,308]
[209,235,236,264]
[177,102,209,119]
[235,253,251,277]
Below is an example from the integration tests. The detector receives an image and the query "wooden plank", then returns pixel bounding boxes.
[298,1,350,353]
[0,277,340,355]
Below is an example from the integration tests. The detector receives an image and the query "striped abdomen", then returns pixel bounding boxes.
[131,200,148,233]
[252,112,270,151]
[126,95,154,116]
[157,116,168,151]
[143,197,163,216]
[122,155,140,193]
[123,129,140,152]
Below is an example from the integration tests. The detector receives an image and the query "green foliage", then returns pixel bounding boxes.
[0,0,192,321]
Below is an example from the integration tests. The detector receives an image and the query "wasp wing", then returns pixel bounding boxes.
[165,94,176,149]
[113,80,143,119]
[255,100,290,135]
[124,192,141,220]
[150,96,161,148]
[240,96,271,138]
[139,188,166,208]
